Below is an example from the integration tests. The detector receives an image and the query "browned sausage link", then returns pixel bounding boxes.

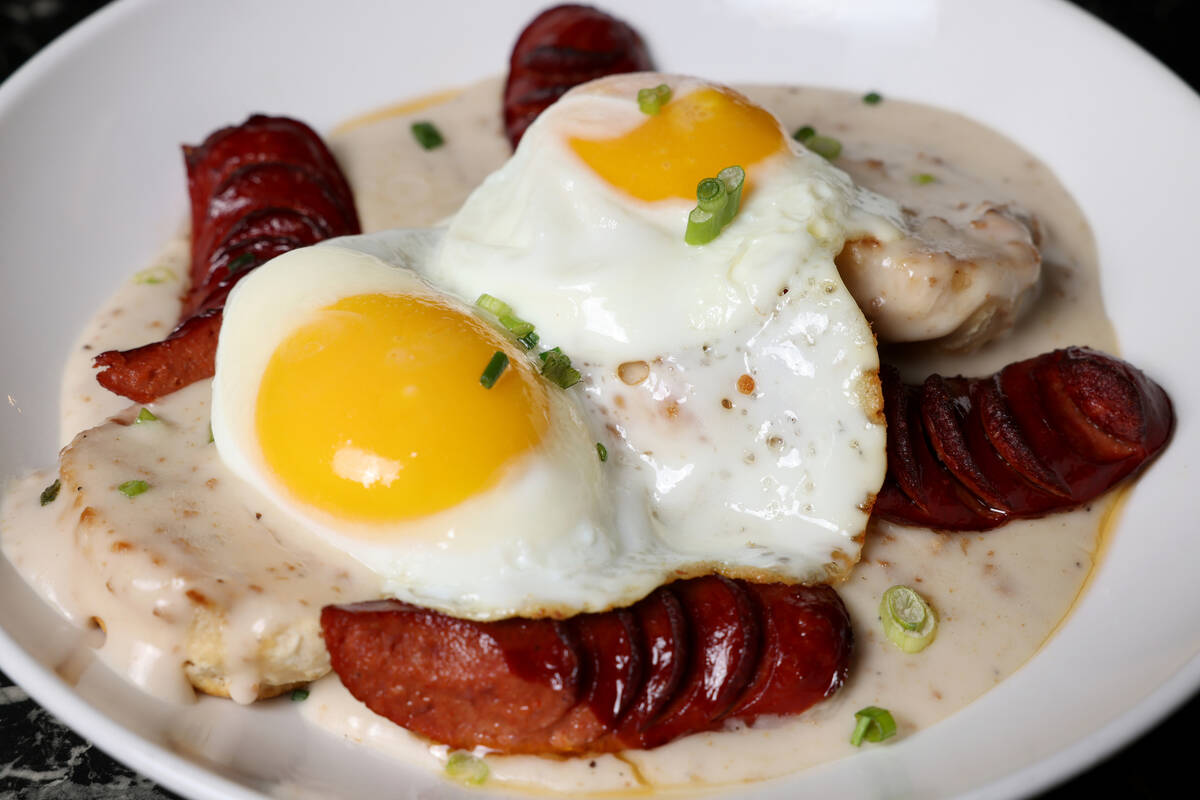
[321,578,851,755]
[93,116,360,403]
[504,4,654,148]
[874,347,1174,531]
[93,311,222,405]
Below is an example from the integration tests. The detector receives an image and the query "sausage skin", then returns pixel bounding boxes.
[321,577,851,755]
[504,4,653,148]
[94,115,360,403]
[875,347,1174,530]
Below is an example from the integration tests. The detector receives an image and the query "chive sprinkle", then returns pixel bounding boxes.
[863,91,883,105]
[291,688,310,702]
[132,266,175,285]
[850,706,897,747]
[476,294,511,317]
[39,479,61,506]
[411,121,444,150]
[540,349,581,389]
[792,125,816,143]
[136,408,158,423]
[685,165,745,245]
[880,585,938,652]
[498,313,534,338]
[118,480,149,498]
[596,442,608,462]
[477,294,537,343]
[805,134,842,160]
[480,351,509,389]
[911,173,937,185]
[637,84,672,115]
[445,752,489,785]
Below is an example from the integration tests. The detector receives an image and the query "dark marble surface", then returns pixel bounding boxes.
[1,0,1196,797]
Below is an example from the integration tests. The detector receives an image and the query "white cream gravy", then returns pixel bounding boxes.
[1,76,1122,793]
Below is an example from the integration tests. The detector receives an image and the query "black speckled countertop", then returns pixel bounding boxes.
[1,0,1196,797]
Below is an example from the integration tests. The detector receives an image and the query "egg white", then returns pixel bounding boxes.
[423,73,890,583]
[213,243,646,620]
[213,74,894,619]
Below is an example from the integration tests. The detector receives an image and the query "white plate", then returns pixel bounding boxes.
[2,0,1198,797]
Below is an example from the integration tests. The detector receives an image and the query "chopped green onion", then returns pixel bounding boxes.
[477,294,537,341]
[880,585,938,652]
[476,294,511,317]
[517,331,540,350]
[637,84,672,115]
[540,349,581,389]
[445,751,489,785]
[685,207,722,246]
[596,442,608,462]
[225,253,257,277]
[863,91,883,105]
[39,479,61,506]
[132,266,175,285]
[208,424,215,444]
[716,165,745,226]
[480,351,509,389]
[696,178,727,214]
[118,480,149,498]
[792,125,816,143]
[850,706,897,746]
[498,313,535,338]
[911,173,937,185]
[411,121,444,150]
[806,134,842,160]
[538,347,562,362]
[685,166,745,245]
[136,408,158,424]
[290,688,310,702]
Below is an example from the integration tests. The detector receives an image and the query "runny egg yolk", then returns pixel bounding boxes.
[255,293,549,524]
[569,87,786,203]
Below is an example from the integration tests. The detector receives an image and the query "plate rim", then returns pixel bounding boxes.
[1,0,1199,798]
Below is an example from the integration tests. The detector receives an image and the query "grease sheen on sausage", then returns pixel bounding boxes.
[94,115,360,403]
[321,577,851,755]
[504,4,653,148]
[875,347,1174,530]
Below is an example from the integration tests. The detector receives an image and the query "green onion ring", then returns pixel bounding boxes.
[806,134,842,160]
[850,706,897,746]
[637,84,672,115]
[445,752,489,785]
[118,480,149,498]
[880,585,938,652]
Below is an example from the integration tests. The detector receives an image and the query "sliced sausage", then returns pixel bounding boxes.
[94,115,360,403]
[635,576,760,749]
[93,310,222,405]
[322,577,850,755]
[320,600,581,754]
[727,583,852,721]
[504,4,653,148]
[875,348,1174,530]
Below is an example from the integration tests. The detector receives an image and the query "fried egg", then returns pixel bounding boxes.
[212,74,891,620]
